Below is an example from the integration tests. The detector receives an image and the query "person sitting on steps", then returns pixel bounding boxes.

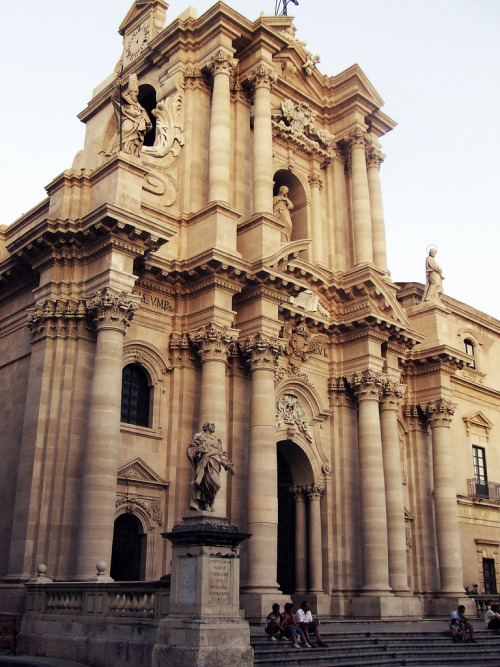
[264,603,288,641]
[282,602,306,649]
[295,600,328,647]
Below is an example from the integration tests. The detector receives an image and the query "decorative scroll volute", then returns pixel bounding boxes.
[86,288,140,333]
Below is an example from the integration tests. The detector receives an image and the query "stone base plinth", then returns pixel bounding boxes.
[240,589,290,623]
[152,617,253,667]
[349,593,424,618]
[424,595,474,618]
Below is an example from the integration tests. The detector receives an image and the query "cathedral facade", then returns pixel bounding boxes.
[1,0,500,624]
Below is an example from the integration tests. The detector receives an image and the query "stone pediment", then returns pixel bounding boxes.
[118,0,167,37]
[463,411,493,439]
[118,457,168,487]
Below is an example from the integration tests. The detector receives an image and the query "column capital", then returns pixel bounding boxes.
[242,332,285,371]
[207,49,238,76]
[304,483,325,500]
[380,380,406,410]
[290,485,306,502]
[425,398,457,428]
[87,288,139,334]
[308,169,324,190]
[351,369,384,401]
[27,298,89,340]
[344,126,369,149]
[248,63,277,90]
[366,145,386,169]
[189,322,238,362]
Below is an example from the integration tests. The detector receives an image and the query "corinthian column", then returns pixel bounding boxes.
[305,484,325,593]
[426,399,464,594]
[366,146,387,272]
[309,171,324,264]
[207,49,237,203]
[249,64,276,215]
[380,380,409,594]
[346,128,373,265]
[291,486,307,593]
[352,370,391,593]
[74,288,139,580]
[189,323,238,515]
[243,333,284,591]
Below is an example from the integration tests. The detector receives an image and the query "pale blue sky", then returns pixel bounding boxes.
[2,0,499,318]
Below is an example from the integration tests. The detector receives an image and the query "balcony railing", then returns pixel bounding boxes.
[467,478,500,502]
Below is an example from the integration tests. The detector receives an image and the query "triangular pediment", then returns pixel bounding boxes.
[118,457,167,486]
[118,0,167,36]
[463,411,493,433]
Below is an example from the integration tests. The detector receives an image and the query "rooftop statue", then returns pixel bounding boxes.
[273,185,294,241]
[422,247,444,302]
[111,74,152,157]
[186,422,235,512]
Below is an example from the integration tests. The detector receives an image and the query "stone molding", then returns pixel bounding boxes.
[27,299,91,340]
[189,322,238,362]
[425,398,457,428]
[242,332,285,371]
[86,288,140,333]
[206,49,238,77]
[115,495,163,526]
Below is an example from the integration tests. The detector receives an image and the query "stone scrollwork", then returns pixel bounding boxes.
[275,98,335,164]
[142,94,185,159]
[289,289,329,317]
[189,323,238,362]
[86,288,140,333]
[116,496,163,526]
[276,393,313,443]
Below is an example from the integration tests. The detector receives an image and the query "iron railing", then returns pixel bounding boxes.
[467,478,500,502]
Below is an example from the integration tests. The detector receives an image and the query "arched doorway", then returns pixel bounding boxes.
[277,450,295,593]
[110,513,145,581]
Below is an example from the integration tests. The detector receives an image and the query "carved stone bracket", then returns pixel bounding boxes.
[351,369,384,401]
[27,299,89,339]
[242,332,285,371]
[425,398,457,428]
[86,288,140,333]
[380,380,406,411]
[206,49,238,77]
[189,323,238,363]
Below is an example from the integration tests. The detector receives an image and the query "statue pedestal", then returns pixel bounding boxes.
[152,512,252,667]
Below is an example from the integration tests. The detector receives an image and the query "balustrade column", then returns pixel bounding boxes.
[243,333,284,590]
[367,146,388,272]
[309,171,324,264]
[346,128,373,265]
[426,400,465,594]
[352,370,391,593]
[250,65,276,215]
[74,289,139,580]
[291,486,307,592]
[306,484,325,593]
[189,323,238,516]
[380,381,409,593]
[207,49,237,203]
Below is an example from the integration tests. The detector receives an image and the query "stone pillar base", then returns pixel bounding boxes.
[291,591,331,618]
[152,618,253,667]
[349,594,394,618]
[240,589,290,624]
[424,595,474,618]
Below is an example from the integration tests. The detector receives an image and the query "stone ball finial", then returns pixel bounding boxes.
[96,561,107,575]
[37,563,48,575]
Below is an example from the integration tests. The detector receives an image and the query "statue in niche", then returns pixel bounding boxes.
[111,74,152,157]
[273,185,294,241]
[422,247,444,302]
[186,422,235,512]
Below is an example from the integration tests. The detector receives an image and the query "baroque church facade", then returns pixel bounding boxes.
[1,0,500,623]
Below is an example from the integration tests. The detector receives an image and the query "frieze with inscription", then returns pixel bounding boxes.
[134,290,174,313]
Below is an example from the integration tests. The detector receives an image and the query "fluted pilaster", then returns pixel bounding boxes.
[366,146,387,271]
[346,128,373,265]
[309,170,324,264]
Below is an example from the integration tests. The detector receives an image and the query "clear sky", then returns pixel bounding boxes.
[2,0,499,318]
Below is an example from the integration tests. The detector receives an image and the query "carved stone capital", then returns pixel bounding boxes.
[87,288,140,333]
[344,127,368,150]
[207,49,238,76]
[351,369,384,401]
[248,64,277,90]
[242,332,285,371]
[425,399,457,428]
[366,145,386,169]
[189,323,238,363]
[290,485,306,502]
[380,380,406,411]
[308,170,324,191]
[27,299,90,339]
[305,483,325,500]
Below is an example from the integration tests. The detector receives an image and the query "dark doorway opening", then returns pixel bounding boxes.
[110,513,144,581]
[277,450,295,594]
[483,558,497,595]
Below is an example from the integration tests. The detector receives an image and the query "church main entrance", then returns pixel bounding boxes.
[277,450,296,594]
[110,513,145,581]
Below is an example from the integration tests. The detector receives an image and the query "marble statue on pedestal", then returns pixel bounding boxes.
[422,247,444,302]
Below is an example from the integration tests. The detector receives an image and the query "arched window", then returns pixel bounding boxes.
[121,364,151,427]
[464,339,476,369]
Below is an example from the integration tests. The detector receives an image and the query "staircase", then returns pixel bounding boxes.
[251,625,500,666]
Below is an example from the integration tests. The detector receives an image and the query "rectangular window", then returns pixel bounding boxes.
[473,446,488,498]
[483,558,497,595]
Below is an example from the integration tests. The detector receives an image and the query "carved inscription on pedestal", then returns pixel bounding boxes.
[208,558,231,605]
[178,557,197,604]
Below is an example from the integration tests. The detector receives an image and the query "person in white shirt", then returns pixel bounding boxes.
[484,601,500,633]
[295,600,328,647]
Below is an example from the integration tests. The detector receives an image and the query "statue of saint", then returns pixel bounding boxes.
[111,74,152,157]
[186,422,235,511]
[273,186,294,242]
[422,247,444,302]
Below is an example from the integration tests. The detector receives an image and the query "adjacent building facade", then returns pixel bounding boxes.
[1,0,500,622]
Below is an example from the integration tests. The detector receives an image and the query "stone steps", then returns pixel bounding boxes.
[252,629,500,666]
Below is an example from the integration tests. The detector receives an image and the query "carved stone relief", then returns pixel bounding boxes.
[276,394,313,442]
